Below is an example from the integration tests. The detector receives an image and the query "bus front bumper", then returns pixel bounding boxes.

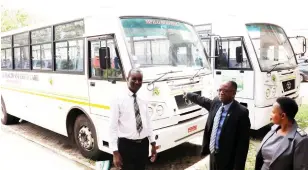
[152,114,207,153]
[253,95,302,130]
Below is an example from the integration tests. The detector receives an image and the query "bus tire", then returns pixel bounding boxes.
[73,114,102,160]
[1,97,19,125]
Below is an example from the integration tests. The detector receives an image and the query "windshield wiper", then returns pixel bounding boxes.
[190,67,207,80]
[148,70,182,86]
[267,63,284,73]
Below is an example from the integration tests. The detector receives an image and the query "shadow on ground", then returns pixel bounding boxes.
[146,143,203,170]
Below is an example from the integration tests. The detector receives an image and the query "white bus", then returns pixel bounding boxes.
[1,13,214,160]
[195,19,304,130]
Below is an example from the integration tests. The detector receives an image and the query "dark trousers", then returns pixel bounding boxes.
[210,153,219,170]
[118,138,149,170]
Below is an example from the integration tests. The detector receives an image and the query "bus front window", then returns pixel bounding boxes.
[120,17,210,72]
[246,23,296,71]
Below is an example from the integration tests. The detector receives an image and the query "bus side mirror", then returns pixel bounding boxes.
[301,36,306,56]
[236,46,243,63]
[99,47,111,69]
[296,36,307,56]
[289,36,306,57]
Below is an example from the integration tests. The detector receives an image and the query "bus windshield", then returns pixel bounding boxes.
[120,17,210,72]
[246,23,296,71]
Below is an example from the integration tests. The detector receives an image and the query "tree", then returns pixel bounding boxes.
[1,9,30,32]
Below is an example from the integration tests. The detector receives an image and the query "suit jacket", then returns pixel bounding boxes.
[186,93,251,170]
[255,122,308,170]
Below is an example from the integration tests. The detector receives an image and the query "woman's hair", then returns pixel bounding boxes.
[276,97,298,121]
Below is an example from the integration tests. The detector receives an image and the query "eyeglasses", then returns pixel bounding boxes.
[217,89,234,93]
[131,78,143,83]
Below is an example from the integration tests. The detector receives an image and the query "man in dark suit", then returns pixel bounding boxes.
[184,81,251,170]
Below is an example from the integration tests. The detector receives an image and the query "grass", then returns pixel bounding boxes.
[245,140,259,170]
[244,105,308,170]
[295,104,308,129]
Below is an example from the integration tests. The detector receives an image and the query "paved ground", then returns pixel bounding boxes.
[0,125,91,170]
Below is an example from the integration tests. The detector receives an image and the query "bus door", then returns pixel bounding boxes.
[213,37,254,100]
[87,34,125,116]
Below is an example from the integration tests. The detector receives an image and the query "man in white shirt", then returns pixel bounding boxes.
[109,68,157,170]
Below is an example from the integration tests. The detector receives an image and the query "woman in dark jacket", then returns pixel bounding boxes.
[255,97,308,170]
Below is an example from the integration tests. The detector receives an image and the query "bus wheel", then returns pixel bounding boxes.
[1,97,19,125]
[73,114,102,160]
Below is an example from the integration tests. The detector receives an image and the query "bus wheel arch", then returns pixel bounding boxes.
[1,96,20,125]
[66,107,103,160]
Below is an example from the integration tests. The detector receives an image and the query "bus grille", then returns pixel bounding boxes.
[282,79,295,92]
[175,91,202,109]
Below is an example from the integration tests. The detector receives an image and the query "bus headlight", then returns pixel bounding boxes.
[147,103,166,118]
[265,86,277,99]
[156,105,164,116]
[271,86,276,96]
[266,88,271,98]
[148,107,154,116]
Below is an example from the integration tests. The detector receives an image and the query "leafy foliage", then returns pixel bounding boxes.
[1,9,30,32]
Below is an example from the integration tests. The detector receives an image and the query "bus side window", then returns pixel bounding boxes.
[215,38,251,70]
[228,40,251,69]
[55,40,84,72]
[215,40,229,69]
[201,38,210,56]
[90,38,124,80]
[201,38,211,64]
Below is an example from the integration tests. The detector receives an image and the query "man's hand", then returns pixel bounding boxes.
[183,91,188,99]
[150,145,157,162]
[113,151,122,168]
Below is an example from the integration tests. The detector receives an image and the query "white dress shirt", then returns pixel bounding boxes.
[109,88,155,151]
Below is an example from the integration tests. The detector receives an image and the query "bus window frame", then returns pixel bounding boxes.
[1,19,86,75]
[214,36,254,71]
[1,35,13,70]
[87,34,126,81]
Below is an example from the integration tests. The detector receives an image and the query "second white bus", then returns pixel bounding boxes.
[195,18,304,130]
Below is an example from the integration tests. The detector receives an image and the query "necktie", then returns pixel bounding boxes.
[133,93,143,134]
[209,106,225,153]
